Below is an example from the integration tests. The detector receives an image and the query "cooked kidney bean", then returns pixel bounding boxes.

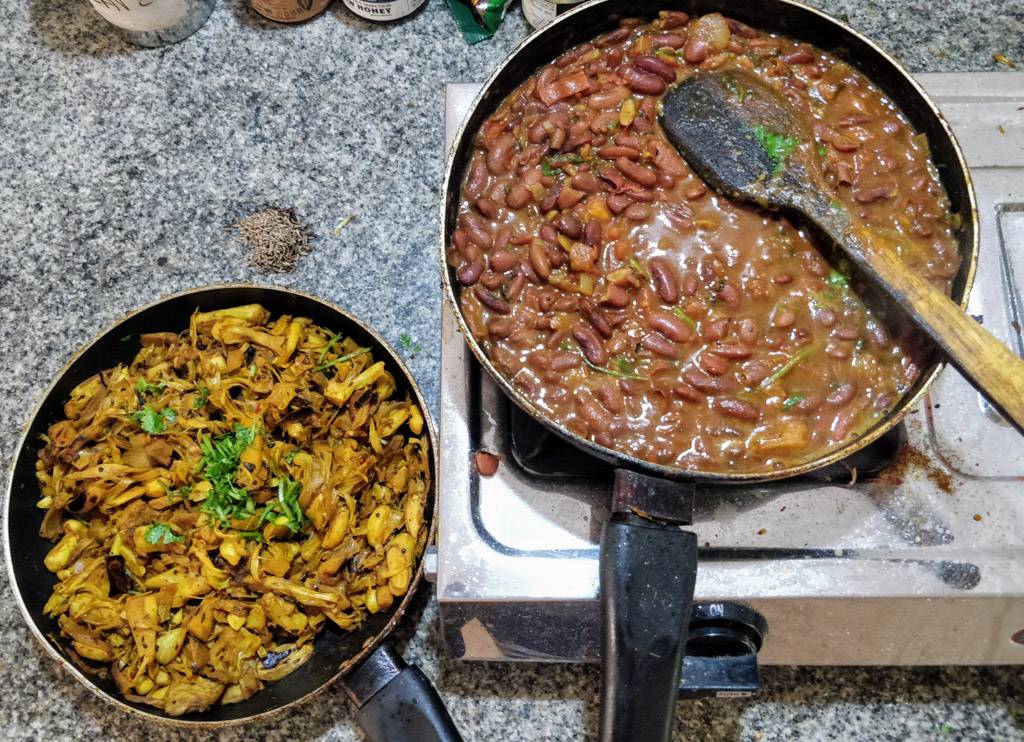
[711,342,753,359]
[642,332,679,358]
[506,183,532,209]
[489,249,519,273]
[683,366,718,394]
[683,38,709,64]
[600,283,630,307]
[854,182,897,203]
[649,257,680,303]
[606,193,631,213]
[457,260,484,286]
[558,187,584,210]
[486,134,516,175]
[580,298,612,338]
[634,55,677,83]
[615,157,657,186]
[624,204,652,222]
[826,382,857,407]
[452,12,961,474]
[653,32,686,47]
[556,212,582,239]
[572,171,603,193]
[473,285,511,314]
[599,145,641,160]
[476,197,499,218]
[623,67,667,96]
[782,49,815,64]
[700,352,729,376]
[648,310,692,342]
[573,322,608,366]
[716,398,759,421]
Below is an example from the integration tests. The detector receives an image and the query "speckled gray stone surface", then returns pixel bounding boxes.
[1,0,1023,739]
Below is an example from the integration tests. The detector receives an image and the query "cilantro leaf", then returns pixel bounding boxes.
[782,394,805,410]
[145,523,183,546]
[193,385,209,409]
[132,405,176,434]
[284,449,300,464]
[135,378,165,396]
[199,425,258,528]
[826,270,849,288]
[257,477,306,534]
[672,307,698,330]
[752,125,799,176]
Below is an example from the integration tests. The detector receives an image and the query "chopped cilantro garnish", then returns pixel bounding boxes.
[628,256,650,278]
[284,449,300,464]
[561,341,646,381]
[193,385,209,409]
[399,333,413,349]
[145,523,183,546]
[198,425,258,528]
[817,144,827,157]
[752,125,799,176]
[782,394,805,410]
[672,307,698,330]
[257,477,306,535]
[541,154,585,178]
[132,405,177,435]
[135,378,165,396]
[826,270,849,288]
[762,346,817,388]
[313,347,371,373]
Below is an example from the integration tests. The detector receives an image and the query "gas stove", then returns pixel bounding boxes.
[429,74,1024,676]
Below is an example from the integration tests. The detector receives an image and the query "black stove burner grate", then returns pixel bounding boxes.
[507,400,904,484]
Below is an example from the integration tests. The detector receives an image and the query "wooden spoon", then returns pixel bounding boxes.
[660,69,1024,434]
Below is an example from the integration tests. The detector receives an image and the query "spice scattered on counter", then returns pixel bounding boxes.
[974,513,984,521]
[234,207,312,273]
[475,451,500,476]
[994,53,1016,69]
[331,214,356,237]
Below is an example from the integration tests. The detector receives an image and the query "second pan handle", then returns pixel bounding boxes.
[599,513,698,742]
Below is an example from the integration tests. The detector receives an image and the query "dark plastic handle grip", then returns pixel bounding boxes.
[599,515,698,742]
[343,643,462,742]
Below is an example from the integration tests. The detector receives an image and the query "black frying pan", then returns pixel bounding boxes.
[439,2,978,740]
[3,285,461,741]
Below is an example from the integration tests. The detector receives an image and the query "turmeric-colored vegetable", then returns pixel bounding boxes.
[35,305,429,716]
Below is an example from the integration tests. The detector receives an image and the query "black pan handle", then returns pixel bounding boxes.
[340,642,462,742]
[599,513,698,742]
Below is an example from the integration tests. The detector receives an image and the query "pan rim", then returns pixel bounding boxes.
[2,282,441,728]
[437,0,980,484]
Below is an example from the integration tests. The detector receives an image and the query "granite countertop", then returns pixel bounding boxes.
[1,0,1023,739]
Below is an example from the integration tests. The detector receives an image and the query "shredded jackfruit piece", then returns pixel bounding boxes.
[34,305,430,716]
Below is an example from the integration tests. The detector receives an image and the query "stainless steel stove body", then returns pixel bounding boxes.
[433,74,1024,667]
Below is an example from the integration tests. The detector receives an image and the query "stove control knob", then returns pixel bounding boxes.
[678,602,767,699]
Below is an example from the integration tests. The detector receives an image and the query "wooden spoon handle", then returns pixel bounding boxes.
[853,227,1024,433]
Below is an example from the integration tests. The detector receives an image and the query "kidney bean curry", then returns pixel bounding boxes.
[448,10,961,474]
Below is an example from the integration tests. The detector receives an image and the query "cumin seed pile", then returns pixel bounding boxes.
[234,207,311,273]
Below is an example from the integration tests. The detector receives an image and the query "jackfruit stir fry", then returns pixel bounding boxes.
[34,304,429,716]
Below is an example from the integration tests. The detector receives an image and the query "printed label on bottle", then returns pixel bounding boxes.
[342,0,424,21]
[251,0,333,22]
[88,0,191,32]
